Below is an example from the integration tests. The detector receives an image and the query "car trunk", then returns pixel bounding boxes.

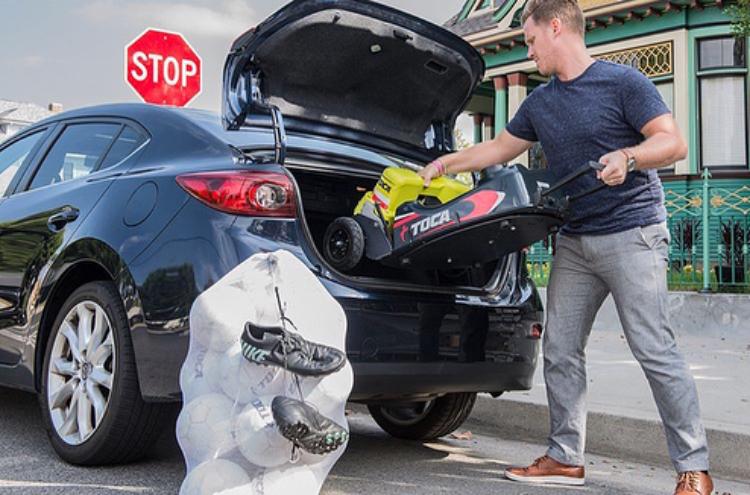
[286,162,506,290]
[223,0,484,153]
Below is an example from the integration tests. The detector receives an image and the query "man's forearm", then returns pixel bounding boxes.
[629,132,687,170]
[437,141,502,174]
[434,131,533,175]
[628,114,688,170]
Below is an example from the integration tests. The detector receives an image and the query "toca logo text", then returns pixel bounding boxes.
[410,210,451,237]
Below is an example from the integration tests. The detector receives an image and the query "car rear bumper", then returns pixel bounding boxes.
[323,276,542,401]
[350,360,535,402]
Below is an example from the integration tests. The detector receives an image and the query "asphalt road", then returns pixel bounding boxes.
[1,387,748,494]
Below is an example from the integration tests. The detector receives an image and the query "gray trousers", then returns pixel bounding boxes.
[544,222,709,473]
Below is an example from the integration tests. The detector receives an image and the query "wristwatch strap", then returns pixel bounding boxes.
[619,148,637,172]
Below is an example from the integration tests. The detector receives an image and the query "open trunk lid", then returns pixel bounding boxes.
[222,0,485,153]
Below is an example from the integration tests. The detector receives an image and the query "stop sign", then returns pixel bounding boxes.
[125,28,202,107]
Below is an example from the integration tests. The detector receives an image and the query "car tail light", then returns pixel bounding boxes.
[529,323,543,339]
[176,171,296,217]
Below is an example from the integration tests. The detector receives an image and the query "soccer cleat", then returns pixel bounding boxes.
[240,320,346,377]
[271,396,348,455]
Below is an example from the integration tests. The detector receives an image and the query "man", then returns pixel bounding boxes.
[418,0,712,493]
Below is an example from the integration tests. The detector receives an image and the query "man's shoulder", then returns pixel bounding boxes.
[523,80,554,104]
[594,60,646,83]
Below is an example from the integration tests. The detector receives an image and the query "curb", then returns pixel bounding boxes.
[466,395,750,482]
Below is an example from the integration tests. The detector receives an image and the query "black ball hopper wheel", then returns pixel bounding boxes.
[323,217,365,272]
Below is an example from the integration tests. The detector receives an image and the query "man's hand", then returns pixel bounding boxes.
[597,150,628,186]
[418,162,442,187]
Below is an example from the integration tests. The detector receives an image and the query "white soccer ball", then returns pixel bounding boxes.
[301,363,354,417]
[180,459,250,495]
[234,397,292,468]
[190,284,254,352]
[180,348,222,402]
[218,345,287,404]
[176,393,237,463]
[260,464,320,494]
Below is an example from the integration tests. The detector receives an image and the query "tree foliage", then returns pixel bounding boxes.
[726,0,750,37]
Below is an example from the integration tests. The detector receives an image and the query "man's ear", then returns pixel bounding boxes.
[550,17,562,35]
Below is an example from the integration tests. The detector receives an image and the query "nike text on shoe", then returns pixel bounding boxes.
[241,321,346,377]
[504,455,585,486]
[271,395,348,455]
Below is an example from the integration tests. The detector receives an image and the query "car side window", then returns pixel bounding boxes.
[28,123,120,191]
[99,125,147,170]
[0,130,45,196]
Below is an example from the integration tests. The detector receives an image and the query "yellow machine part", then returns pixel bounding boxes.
[354,167,471,228]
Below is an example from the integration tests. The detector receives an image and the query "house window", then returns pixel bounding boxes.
[699,37,745,70]
[698,37,747,169]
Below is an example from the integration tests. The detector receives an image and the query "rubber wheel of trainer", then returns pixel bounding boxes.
[367,392,477,441]
[323,217,365,272]
[39,281,170,465]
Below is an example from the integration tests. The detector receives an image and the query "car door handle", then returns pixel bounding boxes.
[47,207,80,232]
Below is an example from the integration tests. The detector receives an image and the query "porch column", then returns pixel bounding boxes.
[507,72,529,166]
[473,113,483,144]
[483,115,495,141]
[493,75,508,135]
[673,31,690,174]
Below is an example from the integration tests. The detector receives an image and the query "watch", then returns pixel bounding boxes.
[620,148,637,173]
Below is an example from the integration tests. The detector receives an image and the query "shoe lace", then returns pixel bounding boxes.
[274,287,306,401]
[277,316,313,355]
[530,456,550,469]
[676,472,701,492]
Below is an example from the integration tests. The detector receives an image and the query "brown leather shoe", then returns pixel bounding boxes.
[674,471,713,495]
[504,455,585,486]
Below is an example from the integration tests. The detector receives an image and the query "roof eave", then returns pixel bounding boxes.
[468,0,712,52]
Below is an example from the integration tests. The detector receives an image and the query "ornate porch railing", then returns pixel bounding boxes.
[526,170,750,292]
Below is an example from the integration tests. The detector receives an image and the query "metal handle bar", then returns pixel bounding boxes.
[541,161,605,198]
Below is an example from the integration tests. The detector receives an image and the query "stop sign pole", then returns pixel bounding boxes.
[125,28,202,107]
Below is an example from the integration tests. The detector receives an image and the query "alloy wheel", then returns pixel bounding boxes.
[46,301,116,445]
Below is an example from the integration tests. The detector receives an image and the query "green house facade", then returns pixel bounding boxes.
[446,0,750,291]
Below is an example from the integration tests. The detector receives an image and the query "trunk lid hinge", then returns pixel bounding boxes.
[229,68,287,166]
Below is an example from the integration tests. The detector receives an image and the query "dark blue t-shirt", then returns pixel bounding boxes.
[506,60,670,235]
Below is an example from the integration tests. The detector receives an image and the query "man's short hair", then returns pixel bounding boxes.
[521,0,586,37]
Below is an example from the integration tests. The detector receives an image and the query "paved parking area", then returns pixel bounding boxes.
[1,387,748,494]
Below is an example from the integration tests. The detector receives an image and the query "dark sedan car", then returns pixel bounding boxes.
[0,0,543,465]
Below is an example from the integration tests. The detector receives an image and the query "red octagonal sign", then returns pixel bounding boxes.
[125,28,202,107]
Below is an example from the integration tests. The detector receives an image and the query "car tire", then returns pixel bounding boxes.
[39,281,169,465]
[323,217,365,272]
[367,392,477,441]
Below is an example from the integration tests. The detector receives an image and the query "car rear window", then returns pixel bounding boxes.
[100,126,147,169]
[29,123,119,190]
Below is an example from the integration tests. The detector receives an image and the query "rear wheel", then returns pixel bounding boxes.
[39,281,169,465]
[367,392,477,441]
[323,217,365,272]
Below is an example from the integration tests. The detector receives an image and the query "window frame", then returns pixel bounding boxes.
[696,35,749,171]
[98,124,149,170]
[15,117,149,193]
